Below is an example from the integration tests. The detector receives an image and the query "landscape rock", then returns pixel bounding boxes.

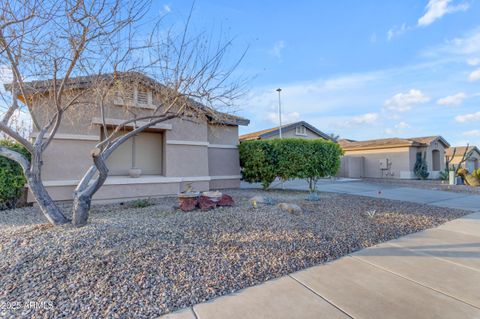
[217,194,234,206]
[198,196,217,211]
[249,195,265,205]
[179,198,197,212]
[277,202,303,214]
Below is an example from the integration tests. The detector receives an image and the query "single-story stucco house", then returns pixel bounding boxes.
[15,72,249,202]
[239,121,333,141]
[445,146,480,173]
[338,136,450,179]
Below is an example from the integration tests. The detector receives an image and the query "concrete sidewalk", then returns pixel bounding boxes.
[162,212,480,319]
[242,179,480,211]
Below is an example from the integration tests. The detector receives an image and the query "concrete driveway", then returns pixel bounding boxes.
[241,178,480,211]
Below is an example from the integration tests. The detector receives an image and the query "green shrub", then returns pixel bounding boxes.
[239,140,278,190]
[131,198,152,208]
[239,138,342,191]
[0,140,30,209]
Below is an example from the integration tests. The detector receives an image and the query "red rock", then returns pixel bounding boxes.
[179,198,198,212]
[198,196,217,211]
[217,194,234,207]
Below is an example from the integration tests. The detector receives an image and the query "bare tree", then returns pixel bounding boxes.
[0,0,149,225]
[445,144,470,174]
[71,9,247,226]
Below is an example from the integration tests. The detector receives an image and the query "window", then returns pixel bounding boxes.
[295,126,306,136]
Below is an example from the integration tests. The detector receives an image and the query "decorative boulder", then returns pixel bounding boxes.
[217,194,234,206]
[179,198,198,212]
[277,203,303,215]
[198,196,217,211]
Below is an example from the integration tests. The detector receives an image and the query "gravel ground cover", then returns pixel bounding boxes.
[0,189,468,318]
[364,177,480,194]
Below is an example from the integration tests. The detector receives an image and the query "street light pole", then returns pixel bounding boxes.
[276,88,282,138]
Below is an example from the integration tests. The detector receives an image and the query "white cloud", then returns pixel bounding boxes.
[437,92,467,106]
[463,130,480,137]
[387,24,408,40]
[455,111,480,123]
[467,58,480,66]
[265,111,300,125]
[385,121,410,135]
[343,113,379,127]
[370,33,377,43]
[469,68,480,81]
[163,4,171,13]
[384,89,430,112]
[418,0,469,27]
[269,41,285,59]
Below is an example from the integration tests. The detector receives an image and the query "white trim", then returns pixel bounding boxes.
[208,144,238,149]
[30,132,99,141]
[43,175,213,187]
[166,140,238,149]
[166,140,209,146]
[91,117,172,130]
[210,175,242,180]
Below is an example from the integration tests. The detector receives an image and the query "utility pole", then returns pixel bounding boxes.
[276,88,282,138]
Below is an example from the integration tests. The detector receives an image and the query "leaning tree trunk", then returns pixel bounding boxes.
[72,150,108,227]
[0,146,69,225]
[28,150,70,225]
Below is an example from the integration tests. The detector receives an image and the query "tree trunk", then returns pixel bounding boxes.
[28,151,70,225]
[72,152,109,227]
[72,194,91,227]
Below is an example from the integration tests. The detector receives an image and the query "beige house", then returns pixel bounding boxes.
[445,146,480,173]
[21,72,249,202]
[338,136,450,179]
[240,121,333,141]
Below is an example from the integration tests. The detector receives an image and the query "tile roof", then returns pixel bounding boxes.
[445,146,480,157]
[239,121,332,141]
[339,136,450,151]
[5,71,249,126]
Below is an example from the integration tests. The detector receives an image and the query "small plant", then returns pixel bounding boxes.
[263,197,276,205]
[365,210,377,219]
[439,169,449,181]
[414,152,429,180]
[131,198,152,208]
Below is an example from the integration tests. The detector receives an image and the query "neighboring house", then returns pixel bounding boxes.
[445,146,480,173]
[338,136,450,179]
[16,72,249,202]
[239,121,333,141]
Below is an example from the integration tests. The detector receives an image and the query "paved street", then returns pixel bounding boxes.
[162,180,480,319]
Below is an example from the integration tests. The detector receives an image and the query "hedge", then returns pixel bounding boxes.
[239,138,342,191]
[0,140,30,209]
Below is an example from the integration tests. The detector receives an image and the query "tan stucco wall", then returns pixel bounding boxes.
[342,147,412,179]
[208,148,240,176]
[208,124,239,144]
[164,145,209,177]
[210,179,240,189]
[40,139,97,180]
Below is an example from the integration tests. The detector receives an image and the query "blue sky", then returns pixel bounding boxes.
[156,1,479,145]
